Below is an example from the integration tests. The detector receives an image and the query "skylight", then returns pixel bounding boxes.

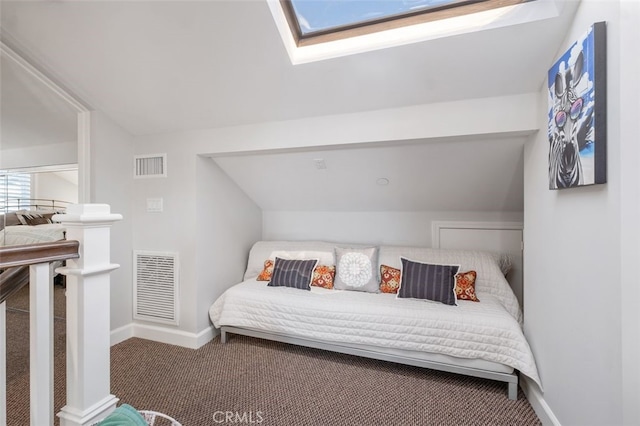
[290,0,477,37]
[268,0,559,64]
[282,0,527,45]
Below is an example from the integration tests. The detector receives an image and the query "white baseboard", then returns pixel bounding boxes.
[521,377,561,426]
[195,325,218,348]
[110,324,134,346]
[111,322,216,349]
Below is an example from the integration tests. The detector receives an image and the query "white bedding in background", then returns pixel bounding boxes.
[0,224,66,246]
[210,279,542,388]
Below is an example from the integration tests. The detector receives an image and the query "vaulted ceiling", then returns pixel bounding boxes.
[0,1,580,213]
[0,0,579,136]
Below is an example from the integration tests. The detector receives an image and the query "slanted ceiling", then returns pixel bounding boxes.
[0,54,77,151]
[0,0,572,214]
[0,0,578,136]
[211,137,525,212]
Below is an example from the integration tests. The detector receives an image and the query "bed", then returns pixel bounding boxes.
[1,200,69,245]
[209,240,541,400]
[0,208,68,245]
[0,223,66,246]
[0,204,69,293]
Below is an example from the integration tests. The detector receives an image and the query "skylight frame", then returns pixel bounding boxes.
[281,0,529,46]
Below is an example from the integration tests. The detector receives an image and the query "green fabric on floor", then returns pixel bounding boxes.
[98,404,147,426]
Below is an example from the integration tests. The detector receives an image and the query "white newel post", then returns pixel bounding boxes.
[55,204,122,426]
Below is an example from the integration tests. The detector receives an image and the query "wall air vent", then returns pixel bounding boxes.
[133,251,179,325]
[134,154,167,178]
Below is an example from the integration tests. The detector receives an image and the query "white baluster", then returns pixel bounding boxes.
[1,300,6,426]
[55,204,122,426]
[29,262,54,426]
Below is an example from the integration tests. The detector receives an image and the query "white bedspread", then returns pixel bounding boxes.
[0,224,65,246]
[210,279,541,388]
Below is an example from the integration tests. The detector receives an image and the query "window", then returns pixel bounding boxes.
[283,0,528,46]
[0,172,32,212]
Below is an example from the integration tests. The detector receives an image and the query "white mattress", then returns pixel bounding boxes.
[210,279,541,388]
[0,224,65,246]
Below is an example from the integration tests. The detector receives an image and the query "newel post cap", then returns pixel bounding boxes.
[53,204,123,224]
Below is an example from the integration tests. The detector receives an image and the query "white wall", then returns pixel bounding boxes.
[0,141,77,170]
[132,145,200,336]
[132,93,534,342]
[618,2,640,425]
[130,149,262,341]
[523,1,638,425]
[33,171,78,204]
[195,156,262,331]
[263,210,523,246]
[90,111,134,332]
[136,93,538,156]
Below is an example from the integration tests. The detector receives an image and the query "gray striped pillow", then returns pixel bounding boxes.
[267,257,318,291]
[397,257,459,305]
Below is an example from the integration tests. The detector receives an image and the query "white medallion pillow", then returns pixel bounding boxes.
[333,247,379,293]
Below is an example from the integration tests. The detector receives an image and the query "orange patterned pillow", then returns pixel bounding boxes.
[454,270,479,302]
[257,259,274,281]
[380,264,401,294]
[311,265,335,289]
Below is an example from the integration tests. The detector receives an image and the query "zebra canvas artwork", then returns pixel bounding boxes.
[548,22,607,190]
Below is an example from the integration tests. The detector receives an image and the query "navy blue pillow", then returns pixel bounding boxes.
[397,257,459,305]
[267,258,318,291]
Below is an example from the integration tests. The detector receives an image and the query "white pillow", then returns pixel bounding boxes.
[333,247,379,293]
[269,250,335,266]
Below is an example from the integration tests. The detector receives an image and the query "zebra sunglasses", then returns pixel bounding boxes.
[554,97,583,129]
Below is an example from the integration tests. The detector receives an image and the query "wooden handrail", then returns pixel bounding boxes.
[0,240,79,304]
[0,265,30,304]
[0,240,79,269]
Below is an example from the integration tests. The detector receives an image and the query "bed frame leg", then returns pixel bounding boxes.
[508,381,518,400]
[220,328,227,344]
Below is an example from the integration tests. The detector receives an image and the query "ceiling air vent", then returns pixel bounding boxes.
[134,154,167,178]
[133,251,179,325]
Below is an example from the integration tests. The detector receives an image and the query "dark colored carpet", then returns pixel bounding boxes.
[5,286,541,426]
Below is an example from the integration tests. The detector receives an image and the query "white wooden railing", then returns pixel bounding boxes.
[0,204,122,426]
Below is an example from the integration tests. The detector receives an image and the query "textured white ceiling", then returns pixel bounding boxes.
[0,0,578,136]
[212,137,525,212]
[0,1,578,213]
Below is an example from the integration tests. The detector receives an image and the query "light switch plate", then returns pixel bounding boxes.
[146,198,163,212]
